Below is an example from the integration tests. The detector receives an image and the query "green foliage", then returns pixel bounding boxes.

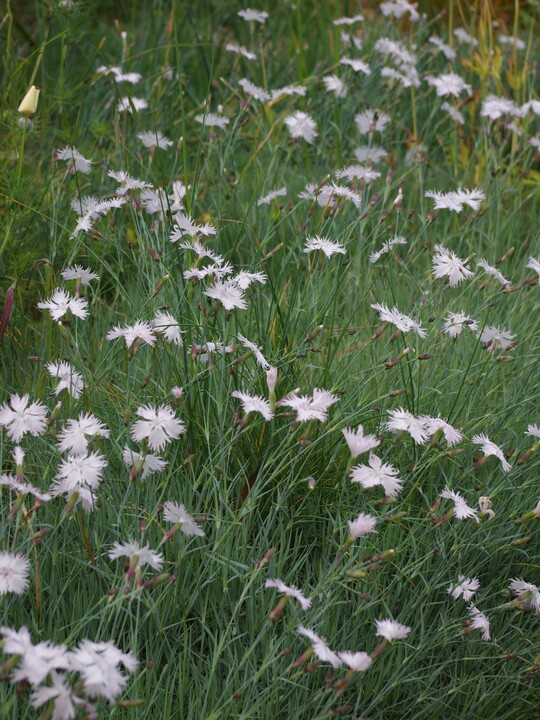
[0,1,539,719]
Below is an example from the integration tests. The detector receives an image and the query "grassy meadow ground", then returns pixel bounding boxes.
[0,0,539,718]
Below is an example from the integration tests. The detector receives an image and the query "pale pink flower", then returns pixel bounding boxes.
[257,188,286,206]
[38,289,89,322]
[479,326,515,353]
[61,265,99,285]
[509,579,540,613]
[425,72,471,97]
[237,333,269,368]
[232,391,273,421]
[122,446,167,479]
[137,130,173,150]
[425,188,485,212]
[454,28,478,46]
[106,320,157,348]
[441,102,465,125]
[447,575,480,602]
[340,57,370,75]
[342,425,380,457]
[354,146,387,164]
[238,78,270,102]
[375,618,411,641]
[108,540,163,569]
[277,388,339,423]
[338,651,372,671]
[429,35,456,60]
[270,84,306,101]
[322,75,347,98]
[467,605,490,640]
[108,170,151,195]
[70,640,137,702]
[96,65,141,83]
[477,259,510,287]
[163,502,205,537]
[57,413,110,456]
[284,111,318,144]
[153,312,184,346]
[116,96,147,113]
[47,361,84,399]
[31,673,85,719]
[440,487,479,521]
[131,405,185,452]
[335,165,380,183]
[265,579,312,610]
[237,8,268,23]
[2,629,71,686]
[370,236,407,264]
[304,236,346,258]
[195,112,230,129]
[432,245,475,287]
[0,553,30,595]
[523,256,539,285]
[225,43,256,61]
[31,672,84,719]
[205,280,247,310]
[443,312,479,338]
[472,434,511,473]
[333,14,364,25]
[371,302,426,337]
[355,109,390,134]
[0,475,51,502]
[350,453,402,497]
[297,626,342,667]
[348,512,377,539]
[53,452,107,494]
[421,416,463,446]
[56,146,93,174]
[0,394,47,442]
[498,34,525,51]
[386,408,428,444]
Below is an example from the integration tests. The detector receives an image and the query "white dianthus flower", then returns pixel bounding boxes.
[0,552,30,595]
[374,618,411,641]
[56,146,93,174]
[47,361,84,399]
[284,111,318,144]
[163,501,205,537]
[131,405,185,452]
[137,130,173,150]
[265,579,312,610]
[447,575,480,602]
[342,426,380,457]
[0,394,48,442]
[38,289,89,322]
[350,453,402,497]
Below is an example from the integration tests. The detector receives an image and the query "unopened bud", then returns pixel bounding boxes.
[256,548,275,569]
[0,286,15,342]
[266,366,278,397]
[304,325,323,343]
[18,85,40,116]
[384,347,410,368]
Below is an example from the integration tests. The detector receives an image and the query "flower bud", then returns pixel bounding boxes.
[266,366,278,394]
[18,85,40,116]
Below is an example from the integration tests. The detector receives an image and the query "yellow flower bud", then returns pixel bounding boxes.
[18,85,40,116]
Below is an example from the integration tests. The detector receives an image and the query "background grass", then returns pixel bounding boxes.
[1,1,539,718]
